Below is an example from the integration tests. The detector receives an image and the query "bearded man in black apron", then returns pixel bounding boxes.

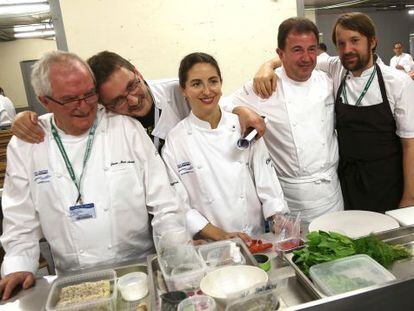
[331,13,414,212]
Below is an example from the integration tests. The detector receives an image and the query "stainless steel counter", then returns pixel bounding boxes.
[3,227,414,311]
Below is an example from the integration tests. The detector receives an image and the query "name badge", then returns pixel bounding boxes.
[69,203,96,221]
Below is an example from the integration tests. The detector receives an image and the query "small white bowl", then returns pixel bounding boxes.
[117,272,148,301]
[200,265,268,305]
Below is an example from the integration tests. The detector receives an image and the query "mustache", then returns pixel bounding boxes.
[343,52,358,58]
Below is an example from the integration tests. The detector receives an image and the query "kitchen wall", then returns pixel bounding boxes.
[0,38,56,108]
[58,0,297,95]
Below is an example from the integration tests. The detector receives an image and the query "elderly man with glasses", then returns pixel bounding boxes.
[0,51,183,300]
[12,51,265,152]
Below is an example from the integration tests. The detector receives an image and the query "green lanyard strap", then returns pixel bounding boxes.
[342,66,377,107]
[50,118,98,204]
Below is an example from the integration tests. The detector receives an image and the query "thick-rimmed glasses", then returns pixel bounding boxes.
[103,74,142,109]
[45,91,99,109]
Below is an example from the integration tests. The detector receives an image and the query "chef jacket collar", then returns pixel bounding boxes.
[349,64,375,78]
[278,66,313,87]
[188,107,227,130]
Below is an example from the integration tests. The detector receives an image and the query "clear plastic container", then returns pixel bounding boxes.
[309,254,396,296]
[117,271,148,301]
[198,240,246,268]
[225,290,279,311]
[45,269,117,311]
[177,295,217,311]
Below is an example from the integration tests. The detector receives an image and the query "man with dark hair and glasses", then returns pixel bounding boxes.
[12,51,265,152]
[0,51,183,300]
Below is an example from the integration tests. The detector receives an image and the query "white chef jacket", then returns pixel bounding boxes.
[228,67,343,222]
[317,56,414,138]
[390,53,414,73]
[147,79,190,145]
[0,95,16,127]
[317,52,330,63]
[1,107,182,275]
[162,109,288,237]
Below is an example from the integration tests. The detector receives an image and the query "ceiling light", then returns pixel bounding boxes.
[0,0,47,4]
[409,9,414,15]
[13,23,52,32]
[14,29,54,38]
[0,3,49,15]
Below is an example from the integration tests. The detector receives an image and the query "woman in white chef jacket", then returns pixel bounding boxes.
[162,52,289,242]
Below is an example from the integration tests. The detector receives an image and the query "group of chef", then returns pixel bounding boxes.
[1,12,413,300]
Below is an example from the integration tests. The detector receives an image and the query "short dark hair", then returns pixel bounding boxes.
[178,52,222,88]
[87,51,135,91]
[277,17,319,50]
[332,12,376,49]
[0,87,4,96]
[318,43,327,52]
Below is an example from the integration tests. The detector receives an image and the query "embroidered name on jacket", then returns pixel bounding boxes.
[177,161,193,175]
[33,169,51,184]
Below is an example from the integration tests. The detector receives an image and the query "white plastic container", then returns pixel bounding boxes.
[117,271,148,301]
[198,240,246,269]
[309,254,396,296]
[45,269,117,311]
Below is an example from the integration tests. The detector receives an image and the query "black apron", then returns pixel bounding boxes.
[335,64,403,213]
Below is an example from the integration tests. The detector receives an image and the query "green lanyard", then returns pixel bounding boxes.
[50,118,98,205]
[342,66,376,106]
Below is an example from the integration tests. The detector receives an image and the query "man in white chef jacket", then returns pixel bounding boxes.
[227,17,344,222]
[389,42,414,74]
[11,51,265,151]
[0,51,183,300]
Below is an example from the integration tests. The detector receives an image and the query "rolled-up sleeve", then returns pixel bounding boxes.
[1,138,40,276]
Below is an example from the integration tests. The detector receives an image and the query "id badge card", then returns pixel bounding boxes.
[69,203,96,221]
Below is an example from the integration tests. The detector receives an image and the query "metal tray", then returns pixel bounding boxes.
[147,238,258,310]
[283,226,414,299]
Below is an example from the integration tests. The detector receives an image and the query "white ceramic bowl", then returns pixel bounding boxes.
[199,265,268,305]
[117,272,148,301]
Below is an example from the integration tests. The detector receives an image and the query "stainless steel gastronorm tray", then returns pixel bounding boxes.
[147,238,258,310]
[282,225,414,300]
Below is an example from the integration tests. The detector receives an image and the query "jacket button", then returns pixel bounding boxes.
[107,244,112,249]
[197,165,202,169]
[79,249,84,254]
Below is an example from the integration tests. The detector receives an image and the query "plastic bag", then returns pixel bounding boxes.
[273,212,302,253]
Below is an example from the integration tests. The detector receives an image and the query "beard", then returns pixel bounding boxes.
[340,45,372,72]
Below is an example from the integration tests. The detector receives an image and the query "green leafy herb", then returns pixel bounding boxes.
[293,231,412,276]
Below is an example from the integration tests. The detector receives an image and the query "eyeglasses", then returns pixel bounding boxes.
[103,74,142,109]
[45,91,99,109]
